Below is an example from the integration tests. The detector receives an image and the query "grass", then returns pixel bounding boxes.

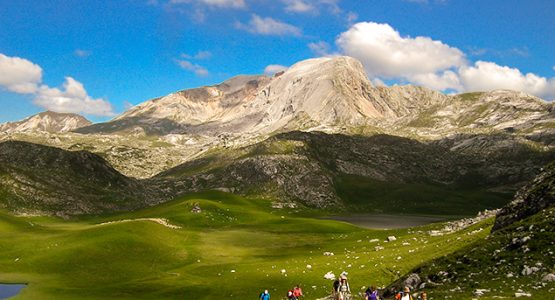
[335,175,512,216]
[393,207,555,299]
[0,191,492,299]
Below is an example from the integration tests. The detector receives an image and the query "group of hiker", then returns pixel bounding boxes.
[259,284,303,300]
[259,274,427,300]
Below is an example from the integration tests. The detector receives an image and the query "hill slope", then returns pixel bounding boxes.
[384,162,555,299]
[156,131,555,214]
[0,141,164,216]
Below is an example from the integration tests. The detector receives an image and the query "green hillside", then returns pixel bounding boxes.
[0,192,492,299]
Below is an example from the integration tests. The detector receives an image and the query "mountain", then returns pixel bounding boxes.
[384,161,555,299]
[75,57,450,136]
[0,111,91,133]
[0,141,166,216]
[1,56,555,216]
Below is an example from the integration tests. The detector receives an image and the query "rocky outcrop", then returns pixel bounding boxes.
[492,161,555,231]
[0,111,91,133]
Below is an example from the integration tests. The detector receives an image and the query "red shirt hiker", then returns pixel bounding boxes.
[293,286,303,297]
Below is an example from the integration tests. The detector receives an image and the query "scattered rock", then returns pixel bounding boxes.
[324,271,336,280]
[542,273,555,282]
[402,273,421,290]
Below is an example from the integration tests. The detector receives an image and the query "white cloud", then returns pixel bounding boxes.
[459,61,555,99]
[308,41,332,57]
[34,77,115,116]
[181,50,212,60]
[264,64,288,75]
[336,22,466,78]
[74,49,91,58]
[0,53,114,116]
[0,53,43,94]
[333,22,555,99]
[410,70,462,91]
[176,59,209,76]
[282,0,315,13]
[236,14,301,36]
[170,0,245,8]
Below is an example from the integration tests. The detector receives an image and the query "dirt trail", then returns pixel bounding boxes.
[97,218,181,229]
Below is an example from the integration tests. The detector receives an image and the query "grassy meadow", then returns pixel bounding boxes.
[0,191,493,299]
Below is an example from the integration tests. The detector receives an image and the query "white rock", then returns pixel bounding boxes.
[387,236,397,242]
[324,271,336,280]
[515,292,532,297]
[542,273,555,282]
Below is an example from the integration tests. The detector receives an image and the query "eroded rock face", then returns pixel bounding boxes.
[493,162,555,231]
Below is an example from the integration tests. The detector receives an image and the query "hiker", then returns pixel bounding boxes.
[287,289,294,300]
[336,274,351,300]
[364,285,379,300]
[417,292,427,300]
[259,289,270,300]
[332,279,340,298]
[395,287,413,300]
[292,284,303,299]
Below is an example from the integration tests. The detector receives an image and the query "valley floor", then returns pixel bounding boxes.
[1,192,496,299]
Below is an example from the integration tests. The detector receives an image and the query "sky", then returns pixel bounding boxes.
[0,0,554,123]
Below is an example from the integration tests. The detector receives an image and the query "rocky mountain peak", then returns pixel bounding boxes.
[0,111,91,133]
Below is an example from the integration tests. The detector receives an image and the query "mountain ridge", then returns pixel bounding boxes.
[0,111,91,133]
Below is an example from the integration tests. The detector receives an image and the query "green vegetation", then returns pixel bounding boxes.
[335,175,512,216]
[390,207,555,299]
[457,92,484,102]
[0,191,492,299]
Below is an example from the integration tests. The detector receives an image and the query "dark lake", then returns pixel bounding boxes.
[0,284,26,299]
[323,214,447,229]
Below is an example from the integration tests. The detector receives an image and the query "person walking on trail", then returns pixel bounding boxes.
[336,274,351,300]
[332,279,340,298]
[395,287,413,300]
[365,285,379,300]
[259,289,270,300]
[292,284,303,299]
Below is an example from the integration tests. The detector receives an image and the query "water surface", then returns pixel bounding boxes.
[0,284,26,299]
[323,214,447,229]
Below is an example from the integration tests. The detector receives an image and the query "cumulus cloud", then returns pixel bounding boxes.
[336,22,466,78]
[0,53,43,94]
[170,0,245,8]
[236,14,301,36]
[0,53,114,116]
[34,77,115,116]
[264,64,288,75]
[175,59,209,76]
[459,61,555,99]
[333,22,555,100]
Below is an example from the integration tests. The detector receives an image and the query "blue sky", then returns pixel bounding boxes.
[0,0,554,123]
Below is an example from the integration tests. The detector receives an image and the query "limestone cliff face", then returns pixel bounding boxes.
[0,111,91,133]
